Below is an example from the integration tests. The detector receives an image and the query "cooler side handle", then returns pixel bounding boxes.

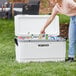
[14,38,18,46]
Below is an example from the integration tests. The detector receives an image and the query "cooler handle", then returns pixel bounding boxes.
[14,38,18,46]
[38,44,49,47]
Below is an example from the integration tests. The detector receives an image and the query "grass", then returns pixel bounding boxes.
[0,16,76,76]
[58,14,70,24]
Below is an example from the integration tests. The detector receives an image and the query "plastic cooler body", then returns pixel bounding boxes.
[14,15,66,62]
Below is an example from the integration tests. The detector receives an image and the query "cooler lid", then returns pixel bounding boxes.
[14,15,60,36]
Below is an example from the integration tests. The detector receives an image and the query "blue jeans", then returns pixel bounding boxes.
[68,16,76,58]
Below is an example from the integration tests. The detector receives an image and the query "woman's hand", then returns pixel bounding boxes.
[40,28,45,34]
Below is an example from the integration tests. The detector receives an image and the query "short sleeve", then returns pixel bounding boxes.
[68,0,76,8]
[52,4,58,13]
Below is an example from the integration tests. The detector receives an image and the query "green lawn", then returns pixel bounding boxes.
[0,16,76,76]
[58,14,70,24]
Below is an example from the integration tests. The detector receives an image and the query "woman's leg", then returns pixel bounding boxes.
[68,16,76,58]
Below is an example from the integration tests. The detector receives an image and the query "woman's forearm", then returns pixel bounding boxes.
[43,15,55,30]
[41,5,58,32]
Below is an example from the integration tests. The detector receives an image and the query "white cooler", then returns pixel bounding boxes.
[14,15,66,63]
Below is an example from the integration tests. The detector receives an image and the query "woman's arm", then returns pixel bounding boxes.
[40,6,58,34]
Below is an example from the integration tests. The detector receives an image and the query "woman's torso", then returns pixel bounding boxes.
[55,0,76,16]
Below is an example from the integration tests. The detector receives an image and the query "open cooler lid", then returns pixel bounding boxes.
[14,15,60,36]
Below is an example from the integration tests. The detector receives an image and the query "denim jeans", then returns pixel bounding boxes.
[68,16,76,58]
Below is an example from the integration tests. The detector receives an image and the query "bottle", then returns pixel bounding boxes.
[46,34,48,40]
[31,34,33,39]
[39,34,42,40]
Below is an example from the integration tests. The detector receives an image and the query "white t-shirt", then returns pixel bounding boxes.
[53,0,76,16]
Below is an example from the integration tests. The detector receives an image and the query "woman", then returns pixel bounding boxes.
[40,0,76,62]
